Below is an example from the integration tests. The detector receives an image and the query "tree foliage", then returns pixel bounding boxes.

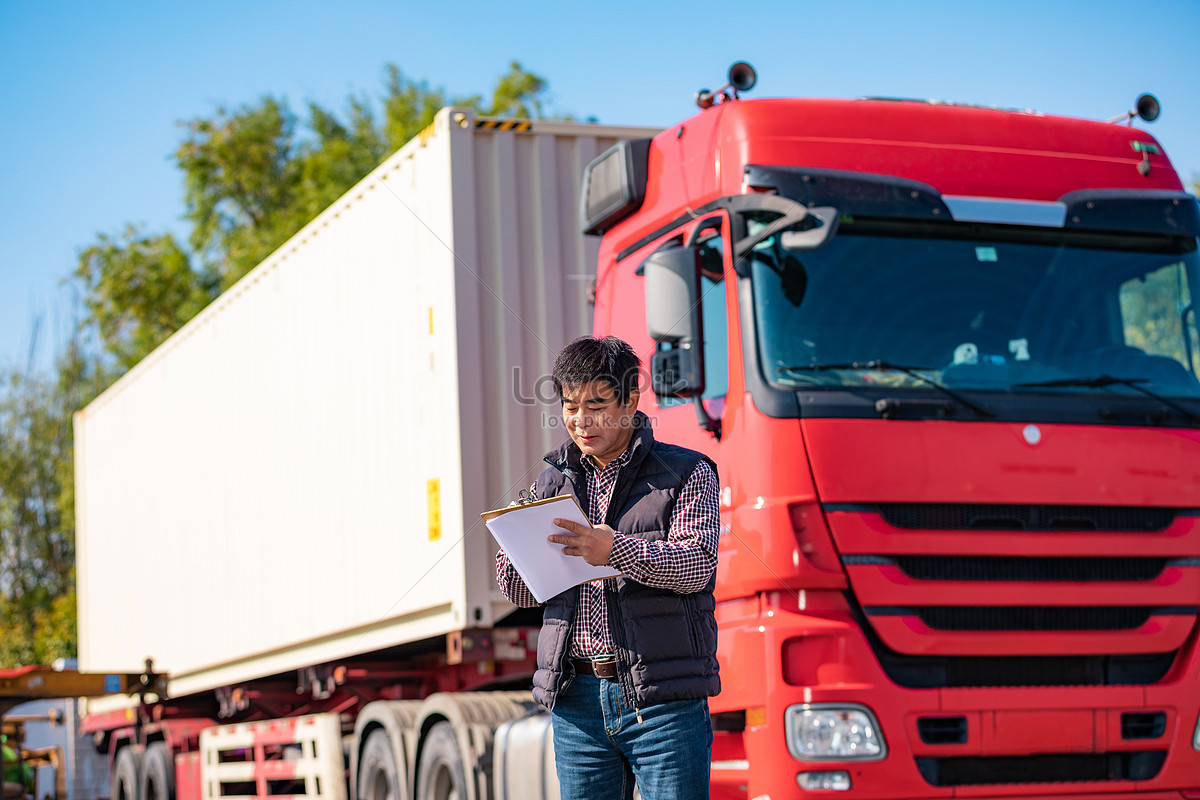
[382,65,452,153]
[1120,260,1195,365]
[0,339,109,664]
[74,227,215,372]
[174,61,554,292]
[1,61,557,666]
[487,60,548,119]
[177,95,300,286]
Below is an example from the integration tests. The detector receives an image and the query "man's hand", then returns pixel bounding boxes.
[550,518,615,567]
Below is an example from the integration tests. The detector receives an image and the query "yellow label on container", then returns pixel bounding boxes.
[427,478,441,541]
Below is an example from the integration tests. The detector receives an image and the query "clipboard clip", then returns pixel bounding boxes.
[517,488,537,505]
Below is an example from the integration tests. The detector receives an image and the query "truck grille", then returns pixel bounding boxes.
[1121,712,1167,740]
[853,598,1181,688]
[915,751,1166,786]
[917,716,968,744]
[833,505,1200,679]
[865,605,1197,631]
[876,649,1178,689]
[876,503,1178,531]
[890,555,1168,582]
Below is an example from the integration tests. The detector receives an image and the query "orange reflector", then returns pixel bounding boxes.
[746,707,766,727]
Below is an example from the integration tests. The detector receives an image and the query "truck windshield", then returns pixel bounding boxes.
[748,216,1200,399]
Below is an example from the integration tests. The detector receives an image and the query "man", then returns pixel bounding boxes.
[496,336,721,800]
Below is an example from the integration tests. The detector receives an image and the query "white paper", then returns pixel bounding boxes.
[483,495,621,603]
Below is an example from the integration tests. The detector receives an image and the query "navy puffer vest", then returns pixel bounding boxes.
[530,414,720,711]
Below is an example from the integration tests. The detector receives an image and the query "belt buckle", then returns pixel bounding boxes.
[590,657,618,680]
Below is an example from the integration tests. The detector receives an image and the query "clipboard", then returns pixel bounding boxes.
[483,494,621,603]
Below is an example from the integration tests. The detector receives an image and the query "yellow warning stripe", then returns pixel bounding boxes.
[475,118,533,132]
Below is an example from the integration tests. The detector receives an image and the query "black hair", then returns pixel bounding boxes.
[552,336,642,405]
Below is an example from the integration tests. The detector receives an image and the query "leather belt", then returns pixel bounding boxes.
[572,658,618,680]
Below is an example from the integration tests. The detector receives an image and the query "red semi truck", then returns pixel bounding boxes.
[75,66,1199,800]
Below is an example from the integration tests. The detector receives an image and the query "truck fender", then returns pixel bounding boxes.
[492,713,559,800]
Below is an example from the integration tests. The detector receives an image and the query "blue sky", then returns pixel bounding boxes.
[2,0,1198,373]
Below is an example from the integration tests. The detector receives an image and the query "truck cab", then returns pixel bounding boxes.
[584,86,1200,798]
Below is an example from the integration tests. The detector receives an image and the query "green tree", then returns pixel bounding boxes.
[0,337,107,665]
[1119,260,1193,363]
[74,226,215,372]
[72,60,548,316]
[297,98,388,223]
[382,65,453,152]
[175,61,555,292]
[486,60,548,118]
[175,95,299,287]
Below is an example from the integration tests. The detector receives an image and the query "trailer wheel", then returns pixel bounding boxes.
[357,729,404,800]
[111,746,142,800]
[416,722,466,800]
[140,742,175,800]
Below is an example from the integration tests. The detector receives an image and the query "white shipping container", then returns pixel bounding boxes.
[75,108,659,699]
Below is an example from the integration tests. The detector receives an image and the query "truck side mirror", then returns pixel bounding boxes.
[644,247,705,397]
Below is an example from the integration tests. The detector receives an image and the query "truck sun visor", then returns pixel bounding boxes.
[742,165,951,221]
[580,138,652,235]
[1060,189,1200,236]
[745,165,1200,238]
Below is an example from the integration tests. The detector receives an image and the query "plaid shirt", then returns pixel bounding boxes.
[495,448,720,658]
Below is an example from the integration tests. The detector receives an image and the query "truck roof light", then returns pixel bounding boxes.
[579,138,652,235]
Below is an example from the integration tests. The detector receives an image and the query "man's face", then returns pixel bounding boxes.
[560,380,640,468]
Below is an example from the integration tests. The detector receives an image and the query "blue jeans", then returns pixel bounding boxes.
[550,673,712,800]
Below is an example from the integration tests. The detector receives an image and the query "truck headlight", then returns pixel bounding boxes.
[785,703,886,761]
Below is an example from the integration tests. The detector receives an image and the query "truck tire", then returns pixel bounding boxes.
[416,722,466,800]
[111,746,142,800]
[357,729,405,800]
[140,742,175,800]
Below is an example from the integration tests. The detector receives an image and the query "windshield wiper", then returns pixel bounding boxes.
[1014,375,1200,425]
[779,360,995,418]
